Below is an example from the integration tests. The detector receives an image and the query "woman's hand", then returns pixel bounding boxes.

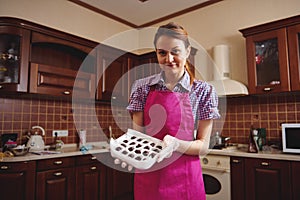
[157,135,180,162]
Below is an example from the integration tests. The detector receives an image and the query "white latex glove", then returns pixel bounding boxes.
[157,135,180,163]
[114,158,133,171]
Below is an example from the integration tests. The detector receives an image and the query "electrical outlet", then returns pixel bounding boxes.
[52,130,68,137]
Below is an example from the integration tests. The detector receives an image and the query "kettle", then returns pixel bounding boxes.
[27,125,45,152]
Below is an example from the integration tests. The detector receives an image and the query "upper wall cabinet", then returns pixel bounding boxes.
[29,31,97,98]
[96,45,130,104]
[240,15,300,94]
[0,23,30,92]
[0,17,97,98]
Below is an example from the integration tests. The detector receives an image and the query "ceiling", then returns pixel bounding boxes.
[69,0,223,28]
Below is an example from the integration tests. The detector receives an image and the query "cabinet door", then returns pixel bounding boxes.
[245,158,292,200]
[230,157,245,200]
[29,63,95,98]
[291,161,300,200]
[0,26,30,92]
[245,28,290,94]
[76,163,106,200]
[0,161,35,200]
[36,167,75,200]
[30,31,97,98]
[106,167,134,200]
[288,24,300,91]
[97,46,129,103]
[100,152,134,200]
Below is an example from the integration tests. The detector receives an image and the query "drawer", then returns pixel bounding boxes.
[75,154,101,166]
[37,157,75,171]
[0,161,36,172]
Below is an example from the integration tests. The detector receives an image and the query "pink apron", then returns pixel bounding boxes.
[134,89,206,200]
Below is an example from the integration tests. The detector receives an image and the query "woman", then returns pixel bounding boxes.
[127,22,220,200]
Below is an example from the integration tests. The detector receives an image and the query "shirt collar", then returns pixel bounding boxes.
[149,70,192,92]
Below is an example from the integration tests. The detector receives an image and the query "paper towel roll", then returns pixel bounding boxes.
[213,45,230,80]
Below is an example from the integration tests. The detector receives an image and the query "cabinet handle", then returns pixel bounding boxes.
[90,166,97,170]
[63,90,71,95]
[91,156,97,160]
[54,160,63,165]
[53,172,63,176]
[0,85,3,89]
[261,162,270,166]
[263,87,272,92]
[102,60,106,93]
[232,159,241,164]
[0,165,9,170]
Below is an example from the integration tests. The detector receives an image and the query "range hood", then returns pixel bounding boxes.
[208,45,248,97]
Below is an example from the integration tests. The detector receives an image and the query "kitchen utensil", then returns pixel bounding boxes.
[9,146,30,156]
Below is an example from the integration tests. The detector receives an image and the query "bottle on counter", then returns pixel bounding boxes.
[248,127,258,153]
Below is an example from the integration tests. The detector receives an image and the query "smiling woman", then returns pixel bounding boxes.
[124,22,220,200]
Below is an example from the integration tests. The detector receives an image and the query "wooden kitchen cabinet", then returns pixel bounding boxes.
[98,152,134,200]
[30,30,97,98]
[230,156,245,200]
[36,157,75,200]
[96,45,130,104]
[245,158,292,200]
[0,17,98,98]
[106,167,134,200]
[75,154,106,200]
[231,156,292,200]
[0,23,30,92]
[29,63,95,98]
[287,23,300,91]
[291,161,300,200]
[0,161,36,200]
[240,15,300,94]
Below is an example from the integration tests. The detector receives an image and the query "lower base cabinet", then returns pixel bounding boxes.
[99,152,134,200]
[106,167,134,200]
[0,161,36,200]
[291,162,300,200]
[75,154,106,200]
[0,152,135,200]
[231,156,293,200]
[36,157,75,200]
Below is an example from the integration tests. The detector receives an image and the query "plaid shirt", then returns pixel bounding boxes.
[127,71,220,125]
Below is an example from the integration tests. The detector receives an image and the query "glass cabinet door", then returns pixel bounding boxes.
[288,24,300,91]
[0,26,30,92]
[0,34,20,84]
[246,28,289,94]
[255,38,280,86]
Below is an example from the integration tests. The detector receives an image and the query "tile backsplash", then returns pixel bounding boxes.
[1,92,300,146]
[0,95,131,146]
[219,92,300,145]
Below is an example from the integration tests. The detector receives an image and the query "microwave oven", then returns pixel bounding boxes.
[282,123,300,153]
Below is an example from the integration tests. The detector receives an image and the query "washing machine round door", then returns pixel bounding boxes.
[203,174,221,194]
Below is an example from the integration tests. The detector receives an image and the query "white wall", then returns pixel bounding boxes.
[0,0,130,42]
[1,0,300,84]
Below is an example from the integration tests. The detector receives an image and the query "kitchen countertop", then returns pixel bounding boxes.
[1,142,300,162]
[0,142,110,162]
[208,145,300,161]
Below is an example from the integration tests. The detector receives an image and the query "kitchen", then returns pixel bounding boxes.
[1,0,300,200]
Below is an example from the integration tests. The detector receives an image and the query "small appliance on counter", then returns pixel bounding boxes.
[26,125,45,152]
[282,123,300,153]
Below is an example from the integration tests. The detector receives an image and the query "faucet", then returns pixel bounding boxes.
[32,125,45,136]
